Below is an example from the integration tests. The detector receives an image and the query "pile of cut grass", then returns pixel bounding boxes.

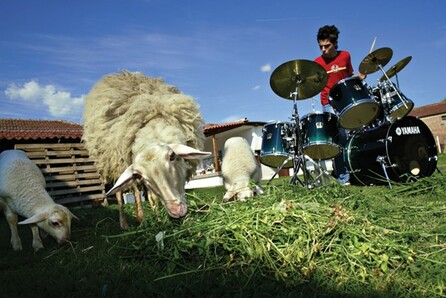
[107,174,446,297]
[0,155,444,297]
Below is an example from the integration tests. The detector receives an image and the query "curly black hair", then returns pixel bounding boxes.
[317,25,340,49]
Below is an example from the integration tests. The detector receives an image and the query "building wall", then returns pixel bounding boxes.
[419,113,446,153]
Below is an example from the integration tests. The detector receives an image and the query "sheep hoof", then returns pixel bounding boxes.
[12,242,23,251]
[119,218,129,230]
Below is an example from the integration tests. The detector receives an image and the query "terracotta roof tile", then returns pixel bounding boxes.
[203,118,265,136]
[0,118,83,140]
[409,101,446,118]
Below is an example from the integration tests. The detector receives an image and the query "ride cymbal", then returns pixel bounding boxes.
[379,56,412,81]
[359,47,393,75]
[270,59,328,100]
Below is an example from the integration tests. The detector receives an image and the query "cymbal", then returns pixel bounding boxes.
[358,47,393,75]
[270,59,328,100]
[379,56,412,81]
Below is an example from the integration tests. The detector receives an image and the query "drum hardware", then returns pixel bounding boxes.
[376,155,393,188]
[268,59,336,189]
[361,49,413,123]
[430,156,444,176]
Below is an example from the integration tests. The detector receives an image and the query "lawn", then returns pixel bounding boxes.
[0,154,445,298]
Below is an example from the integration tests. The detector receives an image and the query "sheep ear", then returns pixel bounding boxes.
[69,211,80,221]
[169,144,211,159]
[106,165,136,196]
[18,211,50,225]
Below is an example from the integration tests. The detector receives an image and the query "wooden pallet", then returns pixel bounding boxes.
[14,143,105,207]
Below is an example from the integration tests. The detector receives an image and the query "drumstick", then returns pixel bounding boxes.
[369,36,377,53]
[326,67,346,74]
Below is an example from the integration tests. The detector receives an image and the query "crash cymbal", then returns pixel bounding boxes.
[270,59,327,100]
[359,47,393,75]
[379,56,412,81]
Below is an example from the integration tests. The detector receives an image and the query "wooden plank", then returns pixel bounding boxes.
[46,179,103,188]
[15,143,85,149]
[14,143,106,207]
[32,157,95,165]
[48,185,104,196]
[45,172,102,182]
[23,149,90,157]
[40,165,98,174]
[56,194,106,205]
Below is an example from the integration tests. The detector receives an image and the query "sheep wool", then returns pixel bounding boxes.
[0,150,77,251]
[221,137,264,201]
[82,71,209,224]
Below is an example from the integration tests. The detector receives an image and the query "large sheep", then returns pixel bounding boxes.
[82,71,210,229]
[0,150,78,251]
[221,137,264,201]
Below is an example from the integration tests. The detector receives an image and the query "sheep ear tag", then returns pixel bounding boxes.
[169,144,211,159]
[106,165,136,196]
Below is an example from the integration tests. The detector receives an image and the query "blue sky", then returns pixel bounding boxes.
[1,0,445,125]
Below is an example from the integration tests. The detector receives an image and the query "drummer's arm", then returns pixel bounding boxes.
[353,72,367,80]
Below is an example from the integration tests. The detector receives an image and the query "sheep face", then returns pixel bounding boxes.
[107,144,210,218]
[18,205,75,244]
[136,145,188,218]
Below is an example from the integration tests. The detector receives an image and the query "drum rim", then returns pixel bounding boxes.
[301,111,339,119]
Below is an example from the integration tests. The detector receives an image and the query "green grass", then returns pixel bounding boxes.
[0,154,445,298]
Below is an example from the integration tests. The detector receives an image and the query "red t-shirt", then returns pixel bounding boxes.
[315,51,353,106]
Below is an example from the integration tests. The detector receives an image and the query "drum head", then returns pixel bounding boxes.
[386,116,437,177]
[345,116,437,185]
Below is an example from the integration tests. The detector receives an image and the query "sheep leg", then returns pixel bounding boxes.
[116,191,129,230]
[1,201,22,251]
[132,185,144,224]
[30,224,44,251]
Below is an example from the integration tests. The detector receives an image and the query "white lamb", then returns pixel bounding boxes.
[0,150,78,251]
[221,137,264,201]
[82,71,210,229]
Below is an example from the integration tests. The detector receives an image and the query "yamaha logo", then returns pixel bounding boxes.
[395,126,421,136]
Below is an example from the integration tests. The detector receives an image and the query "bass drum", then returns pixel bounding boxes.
[344,116,437,185]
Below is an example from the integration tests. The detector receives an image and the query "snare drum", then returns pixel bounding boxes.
[260,121,293,168]
[329,77,380,130]
[379,80,414,122]
[300,112,341,160]
[343,116,437,185]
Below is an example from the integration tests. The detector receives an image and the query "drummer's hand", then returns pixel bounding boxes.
[356,73,367,80]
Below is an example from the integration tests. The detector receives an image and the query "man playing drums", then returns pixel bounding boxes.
[314,25,366,186]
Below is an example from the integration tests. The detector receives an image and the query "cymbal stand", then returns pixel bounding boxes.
[288,87,317,188]
[378,64,409,110]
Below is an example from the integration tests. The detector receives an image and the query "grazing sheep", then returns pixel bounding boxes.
[0,150,78,251]
[82,71,210,229]
[221,137,264,201]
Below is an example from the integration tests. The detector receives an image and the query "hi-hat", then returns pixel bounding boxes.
[379,56,412,81]
[270,59,328,100]
[359,47,393,75]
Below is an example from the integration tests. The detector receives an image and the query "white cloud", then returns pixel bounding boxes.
[261,64,271,73]
[5,80,84,117]
[252,85,261,91]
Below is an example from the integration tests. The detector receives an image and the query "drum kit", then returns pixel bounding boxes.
[261,47,439,188]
